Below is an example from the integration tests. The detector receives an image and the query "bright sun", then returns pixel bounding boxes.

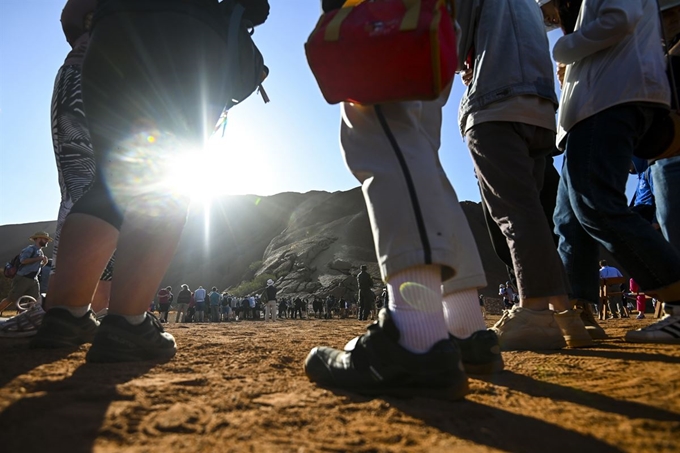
[165,135,263,203]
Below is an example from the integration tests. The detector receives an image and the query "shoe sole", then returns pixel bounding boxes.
[0,330,38,339]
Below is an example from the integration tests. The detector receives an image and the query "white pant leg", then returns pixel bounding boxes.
[340,88,486,290]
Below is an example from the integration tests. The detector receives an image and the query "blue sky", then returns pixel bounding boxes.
[0,1,636,226]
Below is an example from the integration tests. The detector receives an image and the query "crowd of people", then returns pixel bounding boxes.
[0,0,678,405]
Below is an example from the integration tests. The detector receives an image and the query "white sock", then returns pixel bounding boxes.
[53,305,91,318]
[114,312,147,326]
[388,265,449,353]
[442,288,487,339]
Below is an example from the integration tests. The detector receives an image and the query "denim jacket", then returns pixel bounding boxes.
[456,0,558,136]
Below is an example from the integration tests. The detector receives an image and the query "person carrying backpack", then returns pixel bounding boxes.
[0,232,52,316]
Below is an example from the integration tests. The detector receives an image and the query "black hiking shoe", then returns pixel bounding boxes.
[86,312,176,363]
[450,330,504,375]
[30,308,99,349]
[304,309,469,400]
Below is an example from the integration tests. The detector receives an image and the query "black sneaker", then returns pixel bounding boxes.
[304,309,469,400]
[450,330,504,375]
[30,308,99,349]
[86,312,176,363]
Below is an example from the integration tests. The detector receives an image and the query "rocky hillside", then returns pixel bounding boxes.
[0,188,511,300]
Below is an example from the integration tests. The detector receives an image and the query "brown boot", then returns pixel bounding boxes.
[573,299,607,339]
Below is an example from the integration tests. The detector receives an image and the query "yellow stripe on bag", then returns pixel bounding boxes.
[325,0,364,41]
[400,0,421,31]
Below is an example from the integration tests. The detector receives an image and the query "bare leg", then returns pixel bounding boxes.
[46,214,118,309]
[108,207,186,316]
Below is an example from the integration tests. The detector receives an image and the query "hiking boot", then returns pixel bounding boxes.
[491,306,566,351]
[554,309,594,348]
[0,298,45,338]
[304,308,469,400]
[86,312,176,363]
[450,330,504,375]
[625,311,680,344]
[573,299,608,339]
[30,308,99,349]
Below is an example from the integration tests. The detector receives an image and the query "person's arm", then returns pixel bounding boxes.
[20,247,42,265]
[553,0,643,64]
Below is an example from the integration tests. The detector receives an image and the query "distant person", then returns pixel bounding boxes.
[599,261,626,319]
[156,286,173,323]
[175,284,191,323]
[194,286,207,323]
[221,293,231,322]
[30,0,270,361]
[0,232,51,317]
[263,279,277,322]
[209,287,221,322]
[356,265,374,321]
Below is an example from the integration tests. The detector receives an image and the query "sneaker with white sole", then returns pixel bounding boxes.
[625,313,680,344]
[0,297,45,338]
[554,309,594,348]
[491,305,566,351]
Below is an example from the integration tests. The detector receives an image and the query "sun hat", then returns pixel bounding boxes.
[661,0,680,11]
[267,279,274,286]
[29,231,53,242]
[536,0,552,6]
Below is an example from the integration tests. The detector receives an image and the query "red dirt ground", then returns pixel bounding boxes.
[0,315,678,453]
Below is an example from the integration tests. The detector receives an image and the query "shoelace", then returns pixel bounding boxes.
[16,296,38,313]
[146,312,166,332]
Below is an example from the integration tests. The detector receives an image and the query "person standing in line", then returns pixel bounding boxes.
[30,0,270,360]
[304,0,503,399]
[175,284,191,323]
[263,279,277,322]
[194,285,207,323]
[0,0,115,338]
[356,265,374,321]
[209,287,221,322]
[156,286,173,323]
[547,0,680,344]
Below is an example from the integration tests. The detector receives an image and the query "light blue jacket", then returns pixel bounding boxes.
[456,0,558,135]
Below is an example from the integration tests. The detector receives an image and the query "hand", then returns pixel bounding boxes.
[460,63,475,86]
[556,63,566,89]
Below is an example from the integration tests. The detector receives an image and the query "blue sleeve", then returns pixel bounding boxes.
[19,245,37,261]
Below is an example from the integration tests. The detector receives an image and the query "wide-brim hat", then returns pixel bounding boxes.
[536,0,552,6]
[661,0,680,11]
[29,231,53,242]
[267,279,274,286]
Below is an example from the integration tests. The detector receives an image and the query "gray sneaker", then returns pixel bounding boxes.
[554,309,594,348]
[491,306,566,351]
[86,312,176,363]
[0,298,45,338]
[30,308,99,349]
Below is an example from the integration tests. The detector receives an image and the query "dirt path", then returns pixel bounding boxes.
[0,315,678,453]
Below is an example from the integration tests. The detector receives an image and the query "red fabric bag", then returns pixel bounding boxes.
[305,0,457,105]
